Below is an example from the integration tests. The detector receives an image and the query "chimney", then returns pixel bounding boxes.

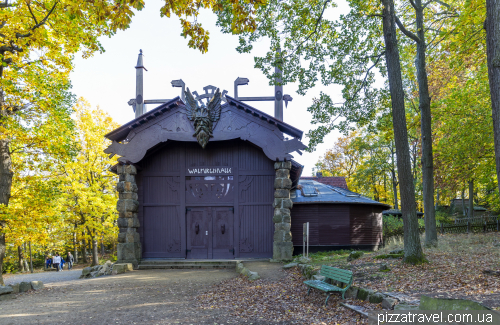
[135,50,147,118]
[316,171,323,178]
[274,48,283,121]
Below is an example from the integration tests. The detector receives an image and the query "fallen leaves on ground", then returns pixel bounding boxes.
[197,269,367,324]
[350,233,500,309]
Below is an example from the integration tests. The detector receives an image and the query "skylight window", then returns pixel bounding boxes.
[302,185,318,197]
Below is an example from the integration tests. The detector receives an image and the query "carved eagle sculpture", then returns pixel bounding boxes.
[184,87,222,149]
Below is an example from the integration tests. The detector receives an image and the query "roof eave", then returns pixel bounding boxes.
[225,95,303,139]
[293,201,391,208]
[105,96,182,142]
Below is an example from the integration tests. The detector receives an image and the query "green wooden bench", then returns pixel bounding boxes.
[304,265,353,306]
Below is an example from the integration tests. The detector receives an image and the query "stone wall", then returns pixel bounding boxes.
[116,164,141,267]
[272,161,293,261]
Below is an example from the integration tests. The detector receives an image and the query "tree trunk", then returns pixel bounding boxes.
[81,235,88,264]
[468,180,474,218]
[29,241,33,273]
[101,217,105,257]
[391,147,399,209]
[0,138,13,285]
[411,0,437,247]
[17,246,25,273]
[23,259,28,273]
[92,238,99,266]
[382,0,426,264]
[435,189,439,210]
[392,170,399,210]
[73,230,78,264]
[461,187,466,216]
[486,0,500,200]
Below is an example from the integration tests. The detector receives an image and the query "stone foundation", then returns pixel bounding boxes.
[272,161,293,261]
[116,164,141,267]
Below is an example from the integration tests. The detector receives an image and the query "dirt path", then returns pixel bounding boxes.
[0,269,239,325]
[3,269,82,286]
[242,261,285,281]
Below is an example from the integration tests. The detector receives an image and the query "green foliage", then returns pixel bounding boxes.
[217,0,387,150]
[435,211,454,225]
[383,215,425,233]
[296,249,352,265]
[383,215,425,241]
[347,250,364,261]
[374,253,404,259]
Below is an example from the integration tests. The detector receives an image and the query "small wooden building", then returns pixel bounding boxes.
[291,180,390,253]
[105,97,305,262]
[104,52,306,264]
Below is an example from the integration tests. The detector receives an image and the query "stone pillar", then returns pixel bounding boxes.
[116,164,141,267]
[272,161,293,261]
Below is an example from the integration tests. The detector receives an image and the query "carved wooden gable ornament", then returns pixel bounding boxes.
[104,86,307,164]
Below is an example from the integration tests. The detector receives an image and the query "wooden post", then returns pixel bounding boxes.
[497,219,499,231]
[306,222,309,257]
[274,48,283,121]
[441,223,444,234]
[29,241,33,273]
[468,180,474,218]
[135,50,146,118]
[467,221,470,233]
[302,223,305,257]
[484,221,487,233]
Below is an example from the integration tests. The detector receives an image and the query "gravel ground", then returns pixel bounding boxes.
[242,261,286,281]
[3,269,83,286]
[0,269,239,325]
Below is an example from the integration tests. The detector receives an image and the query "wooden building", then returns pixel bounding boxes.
[104,51,305,265]
[291,180,390,253]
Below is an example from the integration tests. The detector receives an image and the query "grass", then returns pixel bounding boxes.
[294,249,365,268]
[374,253,404,259]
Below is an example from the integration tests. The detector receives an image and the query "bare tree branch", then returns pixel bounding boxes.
[15,1,59,39]
[0,1,12,8]
[423,0,451,9]
[395,15,421,43]
[346,51,385,102]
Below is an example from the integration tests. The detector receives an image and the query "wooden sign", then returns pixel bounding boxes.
[186,167,232,176]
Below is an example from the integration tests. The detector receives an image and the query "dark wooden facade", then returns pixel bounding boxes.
[136,140,275,259]
[290,203,385,252]
[105,96,306,261]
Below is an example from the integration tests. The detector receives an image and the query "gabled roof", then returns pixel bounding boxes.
[105,96,303,142]
[225,96,303,139]
[105,97,182,142]
[300,176,348,190]
[291,180,390,208]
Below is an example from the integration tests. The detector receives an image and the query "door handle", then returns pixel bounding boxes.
[195,224,199,234]
[221,224,225,234]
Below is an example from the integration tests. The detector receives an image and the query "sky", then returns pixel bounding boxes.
[70,0,348,177]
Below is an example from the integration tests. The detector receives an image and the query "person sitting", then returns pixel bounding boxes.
[45,256,52,269]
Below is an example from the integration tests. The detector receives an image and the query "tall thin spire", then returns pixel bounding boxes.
[274,48,283,121]
[135,49,147,118]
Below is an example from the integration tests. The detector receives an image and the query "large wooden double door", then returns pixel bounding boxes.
[186,207,234,259]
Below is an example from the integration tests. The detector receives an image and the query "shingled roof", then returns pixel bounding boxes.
[300,176,348,190]
[291,180,390,208]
